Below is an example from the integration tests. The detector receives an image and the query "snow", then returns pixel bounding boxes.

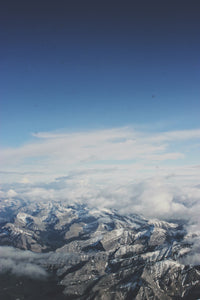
[135,229,151,240]
[141,250,160,260]
[8,224,32,236]
[178,247,191,256]
[17,212,29,223]
[148,219,177,229]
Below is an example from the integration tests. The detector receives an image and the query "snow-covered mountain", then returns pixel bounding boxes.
[0,198,199,299]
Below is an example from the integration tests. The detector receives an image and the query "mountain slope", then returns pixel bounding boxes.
[0,199,199,299]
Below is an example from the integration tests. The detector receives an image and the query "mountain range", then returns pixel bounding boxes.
[0,198,199,299]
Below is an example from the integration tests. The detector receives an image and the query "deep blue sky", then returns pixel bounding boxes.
[1,1,200,146]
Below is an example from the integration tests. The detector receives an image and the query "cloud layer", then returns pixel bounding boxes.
[0,126,200,254]
[0,247,47,278]
[1,126,200,185]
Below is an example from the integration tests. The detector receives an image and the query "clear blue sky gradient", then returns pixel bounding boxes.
[1,1,200,146]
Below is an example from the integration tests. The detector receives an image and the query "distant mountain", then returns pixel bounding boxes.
[0,199,199,299]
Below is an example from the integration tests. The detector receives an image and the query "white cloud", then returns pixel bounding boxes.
[20,177,30,184]
[1,126,200,185]
[7,189,18,198]
[0,126,200,247]
[149,128,200,142]
[0,247,47,278]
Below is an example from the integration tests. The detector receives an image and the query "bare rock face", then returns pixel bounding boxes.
[0,199,199,299]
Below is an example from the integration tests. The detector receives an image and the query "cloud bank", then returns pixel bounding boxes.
[0,247,47,278]
[0,126,200,258]
[0,246,85,278]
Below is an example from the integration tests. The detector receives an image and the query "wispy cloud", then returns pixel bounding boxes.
[150,129,200,142]
[1,126,200,185]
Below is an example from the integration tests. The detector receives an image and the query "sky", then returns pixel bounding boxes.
[0,1,200,229]
[1,1,200,145]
